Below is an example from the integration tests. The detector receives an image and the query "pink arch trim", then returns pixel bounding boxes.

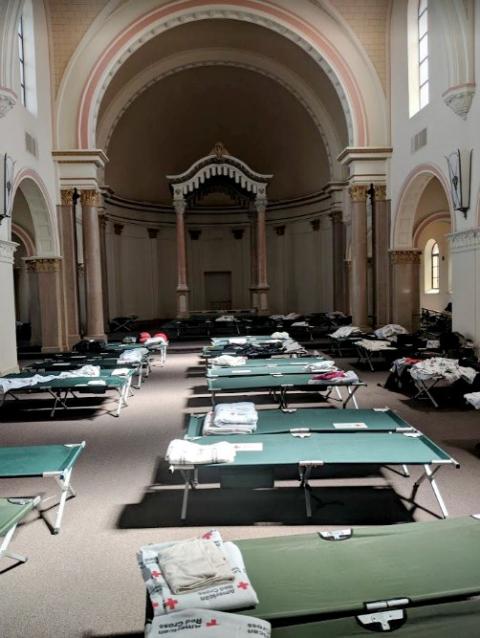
[393,163,454,247]
[11,222,36,256]
[12,168,55,216]
[77,0,367,148]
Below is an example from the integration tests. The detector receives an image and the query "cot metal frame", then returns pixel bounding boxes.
[0,497,41,564]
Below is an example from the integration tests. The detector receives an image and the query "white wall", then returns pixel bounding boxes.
[390,0,480,344]
[0,0,58,371]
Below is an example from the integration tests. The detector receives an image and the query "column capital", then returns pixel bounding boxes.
[25,256,63,272]
[147,227,159,239]
[373,184,387,201]
[389,249,421,264]
[0,239,18,265]
[349,184,369,202]
[310,219,321,231]
[60,189,75,206]
[174,199,186,215]
[80,189,100,207]
[113,223,124,236]
[255,197,268,212]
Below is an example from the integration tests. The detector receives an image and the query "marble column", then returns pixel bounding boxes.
[25,257,64,352]
[81,190,106,340]
[330,210,346,313]
[349,184,369,328]
[98,209,110,332]
[112,222,124,317]
[0,239,19,374]
[390,250,422,332]
[255,197,270,314]
[58,189,80,348]
[248,211,258,309]
[373,184,391,326]
[174,198,189,318]
[147,227,160,319]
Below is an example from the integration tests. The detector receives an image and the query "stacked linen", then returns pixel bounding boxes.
[210,355,247,367]
[306,360,337,373]
[308,370,359,384]
[203,402,258,435]
[410,357,477,387]
[146,609,271,637]
[165,440,236,466]
[329,326,362,339]
[374,324,408,340]
[464,392,480,409]
[138,530,259,617]
[119,348,149,363]
[144,336,168,346]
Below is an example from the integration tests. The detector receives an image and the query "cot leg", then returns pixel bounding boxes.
[402,465,410,477]
[0,525,27,563]
[179,470,193,521]
[210,391,216,407]
[411,465,448,518]
[300,466,313,518]
[52,468,74,534]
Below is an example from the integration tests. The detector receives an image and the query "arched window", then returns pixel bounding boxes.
[16,1,37,114]
[418,0,429,109]
[17,15,26,106]
[430,241,439,290]
[408,0,429,116]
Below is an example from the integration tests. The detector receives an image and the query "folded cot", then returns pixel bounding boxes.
[170,411,457,520]
[0,442,85,533]
[236,515,480,637]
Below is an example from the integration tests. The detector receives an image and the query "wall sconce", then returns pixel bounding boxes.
[1,153,15,223]
[446,149,472,218]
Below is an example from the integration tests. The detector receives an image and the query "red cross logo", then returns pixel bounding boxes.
[206,619,219,627]
[151,570,161,578]
[237,581,249,590]
[202,531,213,540]
[164,598,178,610]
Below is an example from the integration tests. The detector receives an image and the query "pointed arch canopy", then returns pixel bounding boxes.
[167,142,273,202]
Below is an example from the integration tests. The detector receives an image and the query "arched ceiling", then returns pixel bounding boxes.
[100,19,348,205]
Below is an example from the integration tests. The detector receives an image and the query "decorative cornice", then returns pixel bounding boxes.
[60,189,74,206]
[338,147,393,164]
[442,84,475,120]
[80,189,100,207]
[448,227,480,252]
[0,88,16,118]
[0,239,18,264]
[25,257,62,272]
[349,184,369,202]
[389,250,421,264]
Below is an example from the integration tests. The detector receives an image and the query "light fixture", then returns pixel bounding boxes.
[445,149,472,218]
[0,153,15,223]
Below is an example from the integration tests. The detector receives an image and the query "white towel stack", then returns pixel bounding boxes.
[465,392,480,409]
[270,331,289,339]
[374,324,408,340]
[138,530,259,617]
[165,440,236,466]
[146,609,271,637]
[203,402,258,435]
[210,355,247,367]
[355,339,394,352]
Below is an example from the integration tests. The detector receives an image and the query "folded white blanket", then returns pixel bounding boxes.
[210,355,247,367]
[146,609,271,637]
[465,392,480,409]
[119,348,149,363]
[111,368,131,376]
[329,326,362,339]
[138,531,259,616]
[355,339,395,352]
[166,440,236,466]
[270,331,289,339]
[144,337,168,345]
[157,539,234,594]
[203,411,256,435]
[213,402,258,426]
[227,337,247,345]
[410,357,477,386]
[374,324,408,340]
[306,361,337,373]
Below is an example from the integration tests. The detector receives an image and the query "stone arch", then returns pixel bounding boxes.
[56,0,387,150]
[392,164,454,249]
[96,49,344,178]
[11,169,58,255]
